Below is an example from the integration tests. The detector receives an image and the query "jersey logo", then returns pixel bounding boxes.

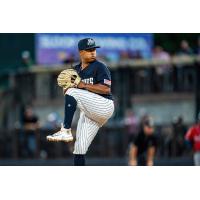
[87,38,95,46]
[104,79,111,86]
[82,78,94,84]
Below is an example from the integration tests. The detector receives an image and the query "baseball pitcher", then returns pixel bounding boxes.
[47,38,114,166]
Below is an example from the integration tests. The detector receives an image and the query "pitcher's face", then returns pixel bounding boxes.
[80,48,97,63]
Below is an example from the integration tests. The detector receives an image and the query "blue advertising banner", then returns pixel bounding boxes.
[35,33,153,65]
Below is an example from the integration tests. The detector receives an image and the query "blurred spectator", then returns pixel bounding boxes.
[132,50,143,59]
[185,112,200,165]
[120,50,130,60]
[128,116,157,166]
[178,40,194,56]
[21,51,33,68]
[58,51,75,65]
[176,40,195,91]
[124,109,139,143]
[120,50,142,60]
[153,46,171,61]
[21,106,39,158]
[171,116,187,156]
[152,46,172,92]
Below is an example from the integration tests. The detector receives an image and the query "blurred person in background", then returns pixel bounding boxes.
[120,50,130,60]
[128,116,157,166]
[178,40,194,56]
[132,50,143,59]
[58,51,75,66]
[124,109,139,144]
[152,46,172,92]
[171,116,187,157]
[177,40,195,91]
[120,50,142,60]
[21,106,39,158]
[21,50,33,68]
[185,112,200,166]
[153,46,171,61]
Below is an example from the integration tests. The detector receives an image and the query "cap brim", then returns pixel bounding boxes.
[85,46,100,50]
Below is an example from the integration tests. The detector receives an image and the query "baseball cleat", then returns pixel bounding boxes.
[46,124,73,142]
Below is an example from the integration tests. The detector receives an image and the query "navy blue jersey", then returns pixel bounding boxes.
[74,60,113,100]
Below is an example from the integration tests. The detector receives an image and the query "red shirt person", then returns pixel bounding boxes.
[185,114,200,165]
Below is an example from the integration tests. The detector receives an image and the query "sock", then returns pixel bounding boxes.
[63,95,77,129]
[74,154,85,166]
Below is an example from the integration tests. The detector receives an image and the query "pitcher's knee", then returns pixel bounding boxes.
[65,88,79,98]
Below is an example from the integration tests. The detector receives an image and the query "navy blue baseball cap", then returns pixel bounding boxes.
[78,38,100,51]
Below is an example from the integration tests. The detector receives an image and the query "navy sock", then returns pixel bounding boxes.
[74,154,85,166]
[63,95,77,129]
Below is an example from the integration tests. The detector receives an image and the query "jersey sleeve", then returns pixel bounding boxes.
[96,62,112,87]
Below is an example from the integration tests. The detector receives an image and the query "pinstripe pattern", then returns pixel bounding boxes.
[74,112,100,154]
[66,88,114,154]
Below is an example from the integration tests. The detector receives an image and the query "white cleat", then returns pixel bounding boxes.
[46,124,73,142]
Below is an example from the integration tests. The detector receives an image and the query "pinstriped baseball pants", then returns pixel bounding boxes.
[65,88,114,154]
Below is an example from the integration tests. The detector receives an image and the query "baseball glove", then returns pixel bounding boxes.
[57,69,81,90]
